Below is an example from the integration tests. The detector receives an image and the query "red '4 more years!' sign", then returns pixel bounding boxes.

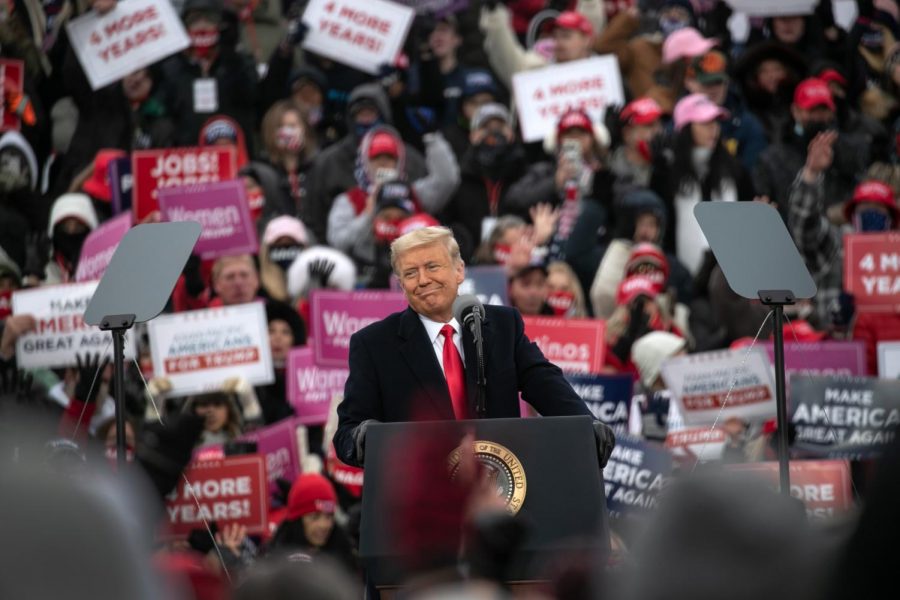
[844,233,900,313]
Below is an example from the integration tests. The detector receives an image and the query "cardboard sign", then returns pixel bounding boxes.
[791,375,900,459]
[0,59,25,131]
[522,316,606,374]
[11,282,136,368]
[512,56,625,142]
[309,290,407,367]
[163,455,267,539]
[158,180,258,260]
[661,347,776,425]
[763,341,866,379]
[878,341,900,378]
[725,0,816,16]
[131,146,237,221]
[148,302,274,394]
[844,233,900,313]
[566,373,632,434]
[75,213,132,282]
[604,435,672,519]
[396,0,468,17]
[287,347,350,425]
[458,266,509,306]
[728,460,853,520]
[110,157,133,215]
[302,0,415,75]
[238,419,303,496]
[66,0,189,90]
[664,426,727,464]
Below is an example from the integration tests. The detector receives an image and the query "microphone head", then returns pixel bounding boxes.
[452,294,483,324]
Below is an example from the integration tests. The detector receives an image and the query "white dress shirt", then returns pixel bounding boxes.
[419,315,466,373]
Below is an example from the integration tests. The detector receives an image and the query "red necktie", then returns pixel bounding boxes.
[440,324,468,420]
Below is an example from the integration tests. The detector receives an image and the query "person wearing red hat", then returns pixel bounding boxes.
[610,97,664,198]
[268,473,356,571]
[788,132,900,371]
[754,77,869,217]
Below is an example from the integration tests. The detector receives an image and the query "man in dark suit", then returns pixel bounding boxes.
[334,226,613,467]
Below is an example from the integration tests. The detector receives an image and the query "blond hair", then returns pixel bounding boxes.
[390,226,461,274]
[547,260,588,318]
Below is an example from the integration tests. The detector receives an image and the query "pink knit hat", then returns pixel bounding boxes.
[662,27,717,64]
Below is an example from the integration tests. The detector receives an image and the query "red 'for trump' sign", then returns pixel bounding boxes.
[522,316,605,374]
[162,455,268,539]
[844,233,900,313]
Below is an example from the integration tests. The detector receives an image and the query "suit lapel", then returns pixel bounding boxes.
[397,308,455,419]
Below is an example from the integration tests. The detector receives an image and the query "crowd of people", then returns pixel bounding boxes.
[3,0,900,598]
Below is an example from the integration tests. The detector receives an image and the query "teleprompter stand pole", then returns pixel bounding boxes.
[99,313,135,471]
[759,290,794,496]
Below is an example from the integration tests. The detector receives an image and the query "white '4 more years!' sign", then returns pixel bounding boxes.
[12,282,136,368]
[148,302,274,394]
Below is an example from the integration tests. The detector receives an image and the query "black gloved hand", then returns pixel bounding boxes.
[604,103,624,149]
[188,522,219,555]
[73,352,110,404]
[593,421,616,469]
[183,254,205,297]
[0,365,33,407]
[830,292,855,329]
[23,232,50,279]
[308,257,336,288]
[611,297,650,363]
[136,412,206,498]
[352,419,378,466]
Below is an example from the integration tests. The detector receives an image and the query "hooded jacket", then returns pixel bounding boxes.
[44,193,98,284]
[0,132,45,262]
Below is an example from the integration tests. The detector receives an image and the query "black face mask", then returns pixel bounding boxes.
[475,134,512,179]
[796,121,834,147]
[53,230,89,266]
[268,244,303,272]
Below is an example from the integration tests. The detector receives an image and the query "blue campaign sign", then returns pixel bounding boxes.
[110,157,133,216]
[603,434,672,519]
[566,373,633,434]
[459,265,509,306]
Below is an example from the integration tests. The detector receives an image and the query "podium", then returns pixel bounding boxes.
[360,415,609,588]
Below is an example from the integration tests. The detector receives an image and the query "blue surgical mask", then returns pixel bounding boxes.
[354,118,382,140]
[853,209,892,232]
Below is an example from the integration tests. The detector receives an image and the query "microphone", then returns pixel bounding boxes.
[452,295,487,418]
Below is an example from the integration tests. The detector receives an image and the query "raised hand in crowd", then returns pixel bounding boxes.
[0,314,36,361]
[308,257,337,288]
[529,203,561,247]
[22,232,49,283]
[802,130,838,183]
[215,522,250,559]
[72,352,110,405]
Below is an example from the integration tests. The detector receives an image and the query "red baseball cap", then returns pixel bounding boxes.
[286,473,337,521]
[817,68,847,88]
[398,213,440,237]
[81,149,127,202]
[626,243,670,281]
[844,179,900,222]
[367,131,400,159]
[557,109,593,136]
[616,274,663,306]
[621,97,663,126]
[554,11,594,37]
[793,78,836,111]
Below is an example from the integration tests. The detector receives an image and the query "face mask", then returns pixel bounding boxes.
[493,243,511,265]
[53,230,88,265]
[0,151,30,193]
[636,139,652,163]
[853,209,892,232]
[190,27,219,57]
[246,188,264,222]
[373,217,401,243]
[354,119,382,140]
[659,17,687,36]
[795,121,833,146]
[547,290,575,316]
[276,126,303,152]
[0,290,11,321]
[475,135,511,177]
[269,244,303,271]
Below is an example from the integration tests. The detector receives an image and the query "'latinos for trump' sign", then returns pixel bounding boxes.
[302,0,414,75]
[66,0,189,90]
[132,146,237,221]
[522,316,606,374]
[148,302,274,394]
[158,180,258,260]
[844,233,900,313]
[309,290,407,367]
[512,56,625,142]
[12,282,136,368]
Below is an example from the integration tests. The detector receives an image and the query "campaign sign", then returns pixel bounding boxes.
[163,455,267,539]
[0,59,25,131]
[791,375,900,459]
[66,0,189,90]
[661,347,776,425]
[287,347,350,425]
[11,282,136,368]
[604,435,671,519]
[158,180,258,260]
[302,0,415,75]
[763,341,866,379]
[728,460,853,520]
[458,266,509,306]
[844,233,900,313]
[512,56,625,142]
[148,302,274,394]
[664,426,727,464]
[725,0,816,16]
[309,290,407,367]
[522,316,605,374]
[238,419,303,496]
[109,157,133,215]
[565,373,632,434]
[132,146,237,221]
[878,341,900,378]
[75,212,132,282]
